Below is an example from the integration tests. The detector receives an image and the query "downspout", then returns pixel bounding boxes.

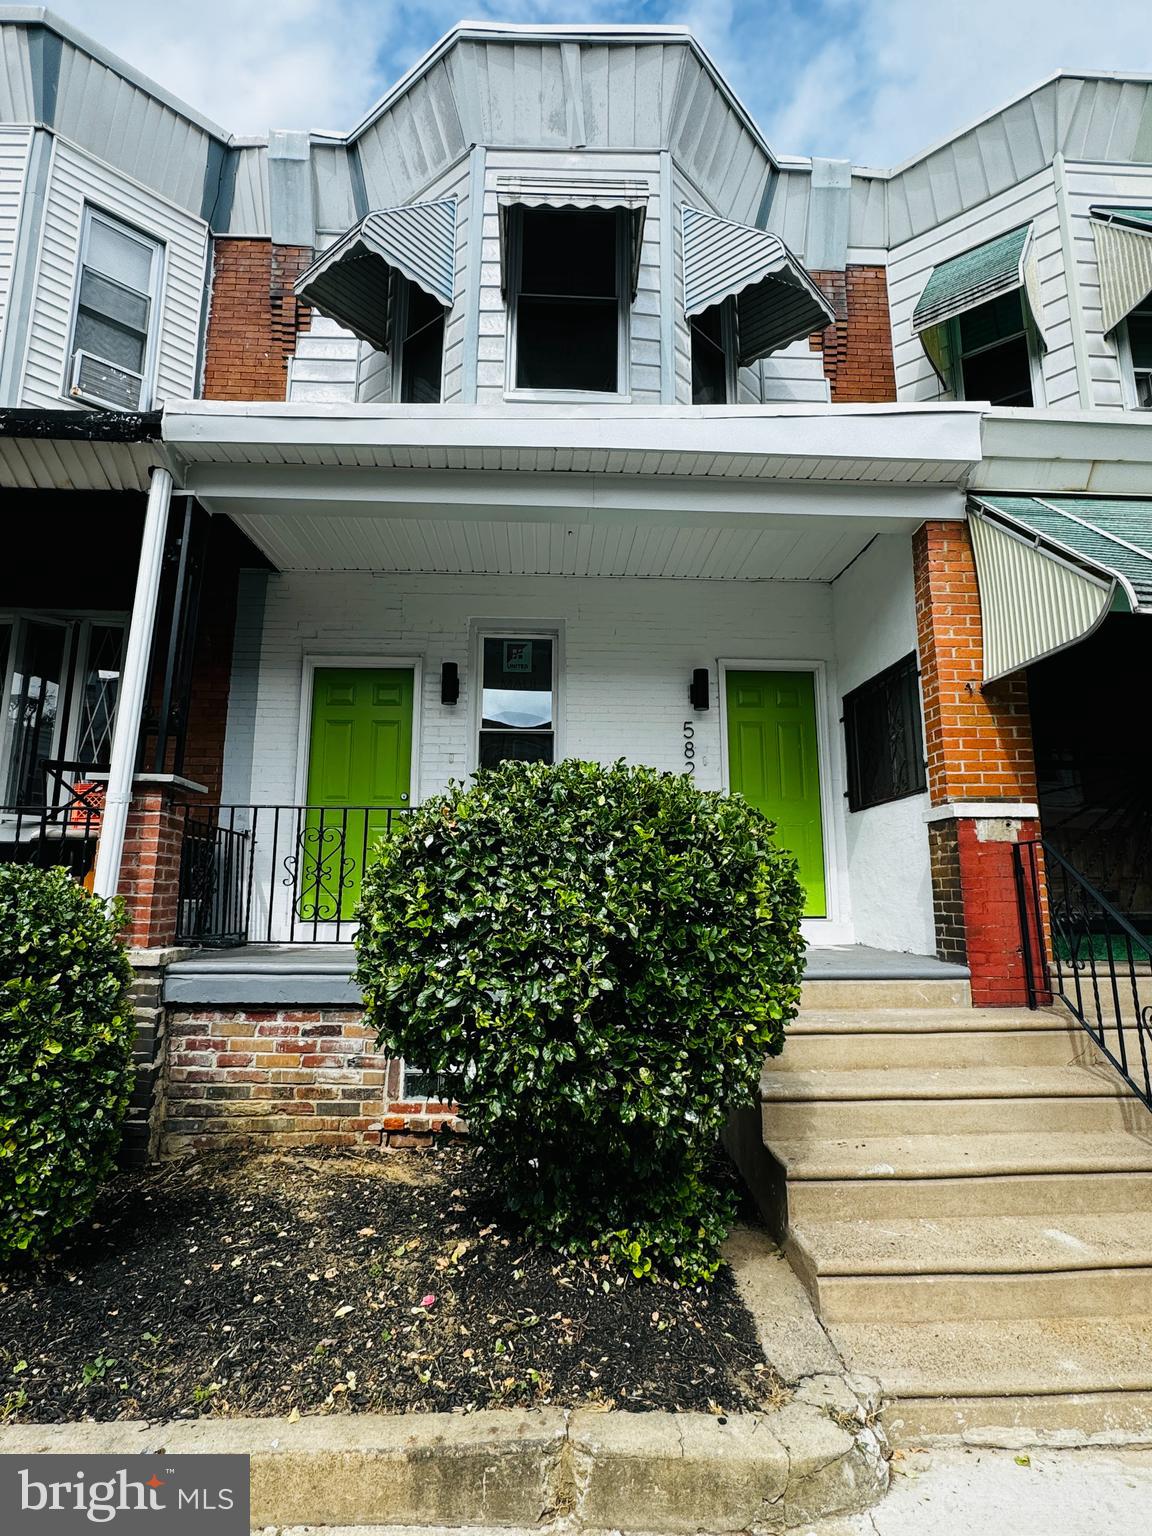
[92,465,174,902]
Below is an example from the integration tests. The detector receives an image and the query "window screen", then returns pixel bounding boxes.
[513,208,620,393]
[956,292,1033,406]
[72,212,158,378]
[478,636,555,768]
[842,653,927,812]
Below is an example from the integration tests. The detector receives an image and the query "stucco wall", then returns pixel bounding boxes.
[831,533,936,955]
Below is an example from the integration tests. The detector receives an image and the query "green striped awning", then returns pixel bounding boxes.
[913,224,1033,334]
[969,495,1152,680]
[1089,207,1152,333]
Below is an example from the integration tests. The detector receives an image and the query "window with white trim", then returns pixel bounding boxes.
[507,207,627,396]
[477,634,557,768]
[690,299,737,403]
[394,275,445,403]
[68,208,163,411]
[1126,301,1152,408]
[949,293,1038,407]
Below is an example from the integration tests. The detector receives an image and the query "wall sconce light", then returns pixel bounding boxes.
[689,668,710,710]
[441,662,460,706]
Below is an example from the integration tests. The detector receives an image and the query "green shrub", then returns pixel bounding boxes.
[0,866,134,1257]
[355,759,805,1283]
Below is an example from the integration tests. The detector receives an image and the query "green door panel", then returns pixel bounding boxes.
[726,669,826,918]
[302,667,414,923]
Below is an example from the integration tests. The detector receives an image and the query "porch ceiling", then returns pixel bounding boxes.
[223,508,921,579]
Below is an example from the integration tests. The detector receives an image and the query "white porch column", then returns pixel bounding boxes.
[93,466,174,902]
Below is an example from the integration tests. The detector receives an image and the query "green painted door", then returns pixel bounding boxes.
[302,667,414,923]
[726,670,826,918]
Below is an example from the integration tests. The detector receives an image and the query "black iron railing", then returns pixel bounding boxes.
[175,804,414,947]
[0,803,101,884]
[1014,837,1152,1111]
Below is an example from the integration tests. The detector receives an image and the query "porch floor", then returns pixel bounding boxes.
[162,943,969,1007]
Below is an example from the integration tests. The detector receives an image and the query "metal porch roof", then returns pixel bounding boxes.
[681,207,835,365]
[1089,208,1152,335]
[969,494,1152,681]
[295,200,457,350]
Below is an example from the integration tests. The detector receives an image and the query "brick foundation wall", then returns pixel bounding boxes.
[201,240,312,402]
[121,966,167,1165]
[161,1009,463,1157]
[914,520,1042,1004]
[809,266,897,403]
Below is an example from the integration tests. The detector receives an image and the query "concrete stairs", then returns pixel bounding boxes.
[287,314,360,402]
[739,986,1152,1441]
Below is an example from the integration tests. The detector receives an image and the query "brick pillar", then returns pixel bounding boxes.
[116,789,187,950]
[914,520,1044,1006]
[808,265,897,403]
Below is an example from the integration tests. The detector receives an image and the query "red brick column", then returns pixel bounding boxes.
[808,265,897,402]
[201,239,313,402]
[914,520,1045,1006]
[116,789,187,950]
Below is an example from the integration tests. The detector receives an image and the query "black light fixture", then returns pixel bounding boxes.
[441,661,460,706]
[689,668,710,710]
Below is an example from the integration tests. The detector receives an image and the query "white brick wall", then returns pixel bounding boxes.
[222,565,936,950]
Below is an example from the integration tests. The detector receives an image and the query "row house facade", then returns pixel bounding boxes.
[0,13,1151,1158]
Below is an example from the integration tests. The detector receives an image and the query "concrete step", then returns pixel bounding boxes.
[790,1007,1052,1034]
[790,1211,1152,1276]
[773,1130,1152,1183]
[788,1169,1152,1223]
[888,1387,1152,1442]
[761,1068,1135,1137]
[828,1315,1152,1400]
[778,1024,1095,1071]
[799,978,970,1010]
[811,1264,1152,1324]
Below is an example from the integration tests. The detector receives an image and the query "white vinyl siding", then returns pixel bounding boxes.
[887,166,1078,408]
[0,124,31,353]
[1061,161,1152,410]
[20,137,208,409]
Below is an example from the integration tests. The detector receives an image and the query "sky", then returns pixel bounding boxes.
[50,0,1152,165]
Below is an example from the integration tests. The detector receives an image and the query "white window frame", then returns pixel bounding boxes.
[1117,308,1152,411]
[947,293,1045,407]
[0,611,128,813]
[469,623,564,774]
[391,274,446,404]
[689,297,739,404]
[64,205,166,411]
[504,206,631,403]
[716,657,852,944]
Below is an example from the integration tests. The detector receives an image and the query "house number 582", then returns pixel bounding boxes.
[683,721,696,774]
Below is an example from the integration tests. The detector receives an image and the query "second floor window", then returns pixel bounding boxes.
[509,208,624,395]
[396,278,445,403]
[1127,301,1152,407]
[691,300,736,403]
[69,208,162,411]
[953,292,1035,407]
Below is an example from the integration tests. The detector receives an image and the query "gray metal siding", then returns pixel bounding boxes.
[226,145,270,237]
[0,22,34,121]
[0,122,29,349]
[21,137,209,409]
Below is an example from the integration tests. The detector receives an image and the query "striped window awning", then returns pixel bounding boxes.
[295,199,457,351]
[912,224,1046,376]
[1089,206,1152,335]
[969,495,1152,682]
[680,207,835,366]
[495,173,649,297]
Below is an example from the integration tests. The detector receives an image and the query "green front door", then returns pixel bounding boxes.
[726,670,826,918]
[302,667,414,923]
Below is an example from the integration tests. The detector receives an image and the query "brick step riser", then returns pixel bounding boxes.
[787,1172,1152,1223]
[809,1265,1152,1325]
[763,1096,1137,1139]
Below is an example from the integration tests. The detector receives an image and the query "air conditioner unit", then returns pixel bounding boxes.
[69,350,146,411]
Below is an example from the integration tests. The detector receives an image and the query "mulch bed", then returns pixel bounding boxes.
[0,1147,781,1423]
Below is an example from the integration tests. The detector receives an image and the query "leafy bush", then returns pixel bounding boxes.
[356,759,805,1283]
[0,866,134,1257]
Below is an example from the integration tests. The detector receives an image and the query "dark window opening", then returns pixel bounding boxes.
[478,635,555,769]
[1129,302,1152,408]
[956,292,1034,406]
[842,653,927,812]
[513,208,620,393]
[691,302,731,403]
[399,280,445,403]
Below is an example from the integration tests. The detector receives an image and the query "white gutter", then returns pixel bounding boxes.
[92,465,173,903]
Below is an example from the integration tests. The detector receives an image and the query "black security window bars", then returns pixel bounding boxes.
[512,208,621,393]
[956,292,1034,406]
[842,652,927,812]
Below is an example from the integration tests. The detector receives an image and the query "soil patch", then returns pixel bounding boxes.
[0,1147,780,1423]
